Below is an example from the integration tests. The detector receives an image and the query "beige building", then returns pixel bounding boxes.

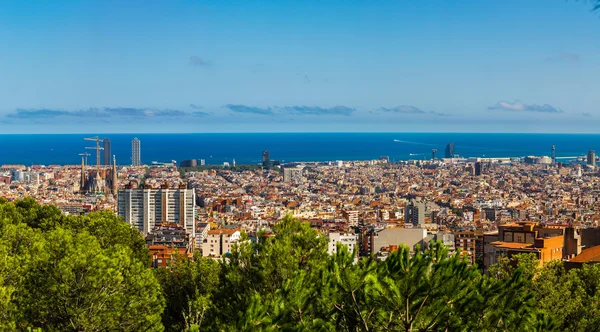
[201,228,241,257]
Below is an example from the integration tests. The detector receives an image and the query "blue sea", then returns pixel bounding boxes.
[0,133,598,166]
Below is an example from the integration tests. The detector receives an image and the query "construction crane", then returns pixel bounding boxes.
[78,152,90,166]
[84,136,104,170]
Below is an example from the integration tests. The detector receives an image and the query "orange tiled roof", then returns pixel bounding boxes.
[490,241,535,250]
[570,245,600,263]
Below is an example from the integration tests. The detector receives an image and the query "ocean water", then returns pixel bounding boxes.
[0,133,599,166]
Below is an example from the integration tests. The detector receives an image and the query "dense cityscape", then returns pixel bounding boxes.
[3,137,600,271]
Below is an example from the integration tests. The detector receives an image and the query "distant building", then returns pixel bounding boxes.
[342,210,359,225]
[328,232,358,256]
[364,228,428,256]
[132,138,141,166]
[588,150,596,167]
[262,150,270,166]
[454,231,484,265]
[148,245,191,268]
[404,199,425,226]
[103,138,111,165]
[445,142,455,158]
[283,167,303,183]
[201,228,241,257]
[200,159,206,166]
[180,159,197,167]
[551,145,556,165]
[475,162,483,176]
[117,187,195,237]
[195,222,210,248]
[146,223,191,251]
[484,222,565,271]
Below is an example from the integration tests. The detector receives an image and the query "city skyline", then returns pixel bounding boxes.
[1,1,599,133]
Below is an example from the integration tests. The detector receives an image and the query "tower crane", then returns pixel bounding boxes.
[78,152,91,166]
[84,136,104,171]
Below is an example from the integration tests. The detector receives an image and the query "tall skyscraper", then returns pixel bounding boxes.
[262,150,270,166]
[551,145,556,165]
[103,138,111,165]
[445,142,455,158]
[118,187,196,236]
[431,149,437,161]
[132,138,141,166]
[475,162,483,176]
[588,150,596,167]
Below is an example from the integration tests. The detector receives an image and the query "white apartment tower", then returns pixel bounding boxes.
[117,187,196,238]
[132,137,141,166]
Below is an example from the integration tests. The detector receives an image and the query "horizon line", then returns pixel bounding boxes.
[2,131,600,135]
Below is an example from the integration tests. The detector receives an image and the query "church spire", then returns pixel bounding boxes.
[80,157,86,193]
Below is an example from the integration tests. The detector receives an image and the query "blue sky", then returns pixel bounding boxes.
[0,0,599,133]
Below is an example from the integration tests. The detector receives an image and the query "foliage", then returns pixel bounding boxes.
[154,252,220,331]
[488,253,540,280]
[2,198,600,331]
[0,198,164,330]
[533,261,600,332]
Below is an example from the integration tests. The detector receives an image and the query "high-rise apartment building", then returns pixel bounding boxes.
[103,138,111,165]
[588,150,596,167]
[117,187,196,237]
[262,150,270,166]
[445,142,455,158]
[283,167,303,183]
[475,162,483,176]
[404,199,425,226]
[132,138,141,166]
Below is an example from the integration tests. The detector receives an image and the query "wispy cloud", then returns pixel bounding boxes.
[280,105,355,116]
[189,104,203,110]
[377,105,448,116]
[189,56,209,66]
[545,52,580,63]
[7,109,70,119]
[378,106,426,114]
[488,100,564,113]
[6,107,190,120]
[192,111,211,117]
[224,104,274,115]
[582,112,593,117]
[223,104,356,116]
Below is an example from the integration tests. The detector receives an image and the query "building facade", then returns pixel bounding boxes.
[328,232,358,255]
[117,187,195,237]
[404,199,425,226]
[445,142,455,158]
[283,167,303,183]
[201,228,241,257]
[132,138,141,166]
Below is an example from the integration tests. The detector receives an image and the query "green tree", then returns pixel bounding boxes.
[533,261,600,331]
[155,252,221,331]
[488,253,539,280]
[12,228,164,330]
[0,199,166,331]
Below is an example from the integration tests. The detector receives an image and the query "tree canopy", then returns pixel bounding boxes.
[2,199,600,331]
